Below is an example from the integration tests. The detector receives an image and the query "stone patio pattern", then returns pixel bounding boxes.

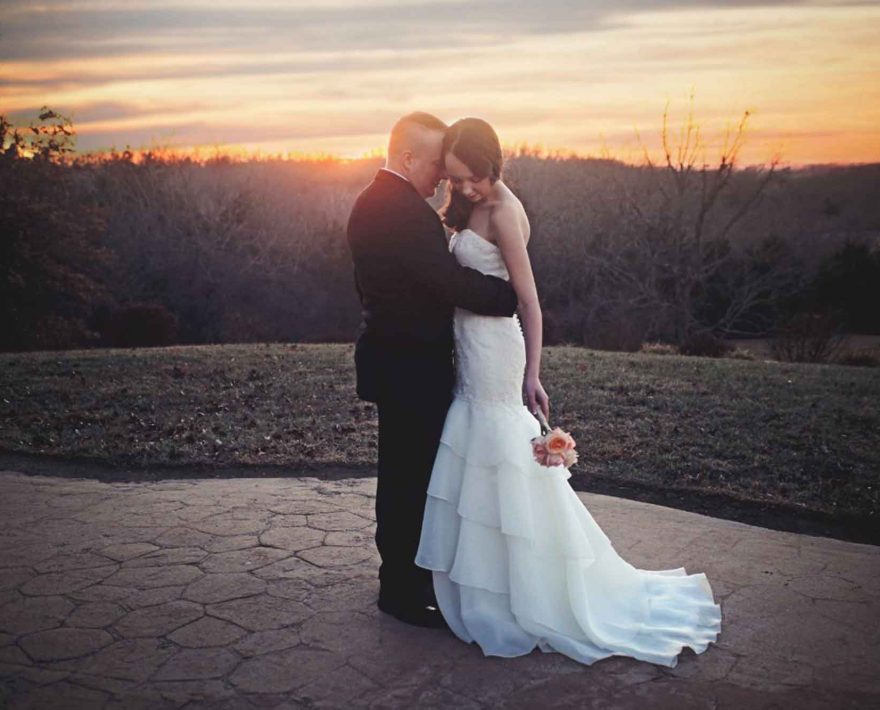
[0,470,878,709]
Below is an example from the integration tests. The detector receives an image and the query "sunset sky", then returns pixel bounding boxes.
[2,0,879,166]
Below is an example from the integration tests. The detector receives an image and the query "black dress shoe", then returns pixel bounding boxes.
[377,596,449,629]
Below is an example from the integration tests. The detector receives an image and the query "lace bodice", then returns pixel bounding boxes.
[448,228,510,280]
[450,229,526,407]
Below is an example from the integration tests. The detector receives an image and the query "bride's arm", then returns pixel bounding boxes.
[491,203,550,419]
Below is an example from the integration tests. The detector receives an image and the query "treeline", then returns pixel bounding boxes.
[2,110,879,356]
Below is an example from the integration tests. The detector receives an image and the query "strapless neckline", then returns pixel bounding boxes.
[451,228,500,253]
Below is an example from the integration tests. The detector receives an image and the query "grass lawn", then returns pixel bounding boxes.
[2,343,878,539]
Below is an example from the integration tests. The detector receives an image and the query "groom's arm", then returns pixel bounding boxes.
[399,209,518,317]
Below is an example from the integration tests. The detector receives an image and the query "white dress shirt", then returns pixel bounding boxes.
[380,166,410,184]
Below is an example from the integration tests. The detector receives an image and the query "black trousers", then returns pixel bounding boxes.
[373,351,453,604]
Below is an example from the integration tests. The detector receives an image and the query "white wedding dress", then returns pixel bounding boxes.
[414,228,722,668]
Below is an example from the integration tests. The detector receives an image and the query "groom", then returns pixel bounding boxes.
[346,112,518,628]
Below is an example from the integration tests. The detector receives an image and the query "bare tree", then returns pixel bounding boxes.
[581,96,795,344]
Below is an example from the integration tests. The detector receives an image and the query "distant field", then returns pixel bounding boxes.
[729,334,880,360]
[1,343,878,535]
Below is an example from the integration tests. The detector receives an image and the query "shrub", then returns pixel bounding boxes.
[101,303,178,348]
[30,315,98,352]
[678,332,732,358]
[807,241,880,334]
[770,311,845,363]
[728,347,756,361]
[640,342,678,356]
[585,308,650,352]
[834,349,879,368]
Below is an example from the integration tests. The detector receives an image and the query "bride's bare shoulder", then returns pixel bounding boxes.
[489,186,530,242]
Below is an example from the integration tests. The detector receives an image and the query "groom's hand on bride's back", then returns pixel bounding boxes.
[399,217,517,317]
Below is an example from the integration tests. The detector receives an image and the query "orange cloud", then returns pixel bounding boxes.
[2,1,878,165]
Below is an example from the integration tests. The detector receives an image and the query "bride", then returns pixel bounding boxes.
[414,118,722,668]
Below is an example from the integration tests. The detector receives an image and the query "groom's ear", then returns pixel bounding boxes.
[400,150,413,173]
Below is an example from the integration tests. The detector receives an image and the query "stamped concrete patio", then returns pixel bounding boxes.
[0,469,878,709]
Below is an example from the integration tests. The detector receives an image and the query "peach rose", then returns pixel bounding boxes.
[531,439,549,466]
[545,428,575,454]
[546,453,565,467]
[532,425,578,469]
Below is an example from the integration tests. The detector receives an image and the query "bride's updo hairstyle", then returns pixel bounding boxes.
[440,117,503,232]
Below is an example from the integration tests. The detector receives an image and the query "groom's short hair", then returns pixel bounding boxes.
[388,112,447,158]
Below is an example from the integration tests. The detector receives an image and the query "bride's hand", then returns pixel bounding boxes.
[525,375,550,421]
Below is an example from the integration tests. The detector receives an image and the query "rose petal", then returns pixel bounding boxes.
[546,429,569,454]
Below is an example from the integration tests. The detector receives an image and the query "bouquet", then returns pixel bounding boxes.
[531,409,578,468]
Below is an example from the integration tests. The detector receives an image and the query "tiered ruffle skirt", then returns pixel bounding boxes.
[415,397,722,668]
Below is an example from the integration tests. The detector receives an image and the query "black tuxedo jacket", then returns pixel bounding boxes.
[346,169,518,402]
